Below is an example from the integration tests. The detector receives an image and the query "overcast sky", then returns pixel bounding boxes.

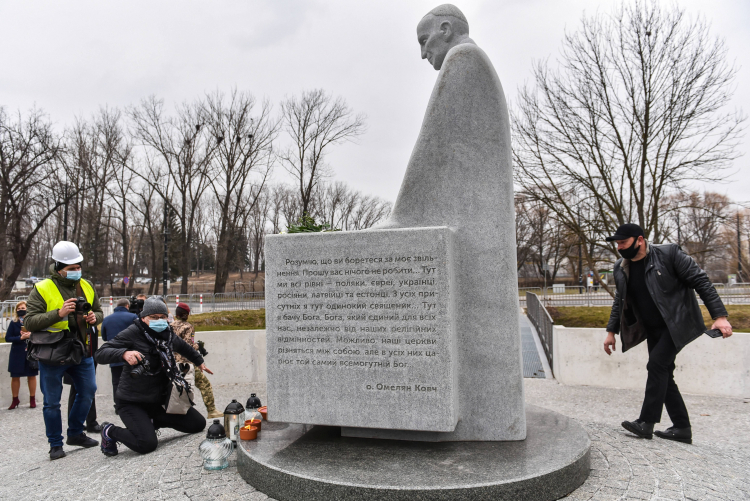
[1,0,748,205]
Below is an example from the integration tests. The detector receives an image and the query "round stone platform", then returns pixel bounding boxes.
[237,405,590,500]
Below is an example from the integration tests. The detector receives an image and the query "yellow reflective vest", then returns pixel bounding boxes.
[34,278,95,332]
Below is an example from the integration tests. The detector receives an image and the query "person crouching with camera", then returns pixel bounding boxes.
[24,241,103,460]
[94,297,212,456]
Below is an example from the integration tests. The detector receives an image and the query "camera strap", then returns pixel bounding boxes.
[51,279,93,351]
[75,281,99,356]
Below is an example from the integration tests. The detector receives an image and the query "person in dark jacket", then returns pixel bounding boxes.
[101,298,137,397]
[6,301,38,409]
[604,224,732,444]
[95,297,212,456]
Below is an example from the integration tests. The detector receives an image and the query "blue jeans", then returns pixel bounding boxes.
[39,356,97,447]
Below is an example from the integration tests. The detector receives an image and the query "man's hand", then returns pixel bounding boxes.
[711,316,732,339]
[58,298,77,318]
[84,311,97,324]
[199,363,213,375]
[20,331,30,340]
[604,332,617,355]
[123,351,144,365]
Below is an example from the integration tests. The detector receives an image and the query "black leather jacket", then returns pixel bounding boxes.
[607,243,727,352]
[95,320,204,404]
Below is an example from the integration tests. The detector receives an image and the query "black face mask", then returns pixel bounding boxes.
[618,239,640,260]
[17,309,27,317]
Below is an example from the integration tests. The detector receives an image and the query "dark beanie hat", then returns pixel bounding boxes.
[140,297,169,318]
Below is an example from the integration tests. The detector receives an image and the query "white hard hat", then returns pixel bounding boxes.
[51,241,84,265]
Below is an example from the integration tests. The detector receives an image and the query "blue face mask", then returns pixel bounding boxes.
[149,319,169,332]
[65,270,82,281]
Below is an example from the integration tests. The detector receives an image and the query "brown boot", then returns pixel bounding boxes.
[206,408,223,419]
[30,396,36,408]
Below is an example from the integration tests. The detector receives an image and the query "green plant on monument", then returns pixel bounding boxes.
[284,213,340,234]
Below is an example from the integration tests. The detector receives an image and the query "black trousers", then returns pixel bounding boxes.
[638,327,690,428]
[68,385,97,427]
[110,402,206,454]
[110,365,124,397]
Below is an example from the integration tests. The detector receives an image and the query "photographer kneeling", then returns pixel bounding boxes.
[95,297,212,456]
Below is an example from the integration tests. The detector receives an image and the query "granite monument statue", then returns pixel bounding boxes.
[241,6,590,499]
[265,3,525,442]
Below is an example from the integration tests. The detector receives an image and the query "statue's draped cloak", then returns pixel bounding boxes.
[378,43,525,441]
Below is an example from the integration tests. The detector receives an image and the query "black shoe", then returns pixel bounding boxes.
[621,419,654,439]
[655,426,692,444]
[49,446,66,460]
[100,422,118,457]
[87,423,103,433]
[66,433,99,448]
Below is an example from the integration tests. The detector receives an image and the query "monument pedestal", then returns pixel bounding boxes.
[237,405,590,501]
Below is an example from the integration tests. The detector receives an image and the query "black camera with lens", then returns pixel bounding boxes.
[197,340,208,357]
[130,358,154,378]
[75,296,92,313]
[129,296,144,314]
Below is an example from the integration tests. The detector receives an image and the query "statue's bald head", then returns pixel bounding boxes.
[424,4,469,30]
[417,4,472,70]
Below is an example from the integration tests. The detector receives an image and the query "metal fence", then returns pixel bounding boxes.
[519,289,615,308]
[164,293,265,312]
[525,292,554,373]
[101,293,266,314]
[519,286,750,308]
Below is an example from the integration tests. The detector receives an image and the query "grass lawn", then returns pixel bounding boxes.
[190,309,265,331]
[545,305,750,332]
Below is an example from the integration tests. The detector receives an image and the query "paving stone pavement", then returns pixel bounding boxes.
[1,378,748,500]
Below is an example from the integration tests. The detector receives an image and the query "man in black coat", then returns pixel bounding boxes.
[604,224,733,444]
[101,298,138,397]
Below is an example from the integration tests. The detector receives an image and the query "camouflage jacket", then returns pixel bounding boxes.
[171,319,198,364]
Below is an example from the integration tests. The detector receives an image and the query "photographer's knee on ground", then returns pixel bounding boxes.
[95,297,209,456]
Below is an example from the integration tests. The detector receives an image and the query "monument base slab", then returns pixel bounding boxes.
[237,405,590,501]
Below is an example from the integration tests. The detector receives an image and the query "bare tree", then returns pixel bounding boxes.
[67,116,113,289]
[308,181,391,231]
[513,0,745,295]
[95,107,141,293]
[731,209,750,283]
[514,195,535,272]
[279,184,302,230]
[344,194,390,230]
[310,181,355,230]
[268,184,289,234]
[128,96,216,294]
[279,89,366,217]
[524,200,572,281]
[248,190,270,276]
[664,191,730,271]
[202,90,278,293]
[0,108,67,300]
